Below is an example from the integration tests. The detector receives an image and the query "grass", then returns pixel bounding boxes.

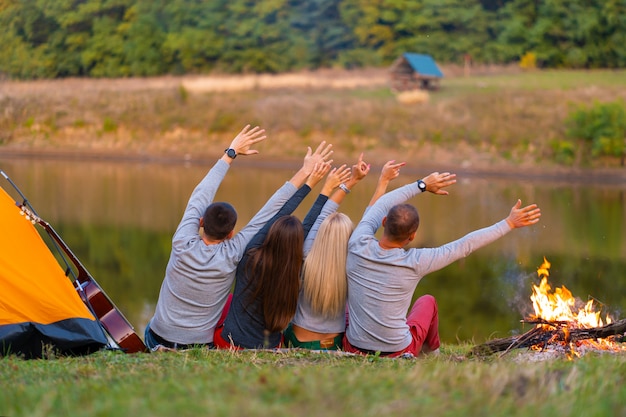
[1,68,625,169]
[1,347,625,417]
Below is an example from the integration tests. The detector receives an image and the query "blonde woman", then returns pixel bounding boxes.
[284,159,405,350]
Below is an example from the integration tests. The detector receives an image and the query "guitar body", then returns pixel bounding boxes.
[19,203,148,353]
[75,279,148,353]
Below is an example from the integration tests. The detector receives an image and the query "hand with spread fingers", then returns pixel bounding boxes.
[291,141,334,188]
[320,164,352,196]
[226,124,267,158]
[302,141,334,176]
[306,162,333,189]
[506,200,541,229]
[420,171,457,195]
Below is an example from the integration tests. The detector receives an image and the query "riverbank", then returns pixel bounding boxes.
[1,68,625,183]
[2,146,625,186]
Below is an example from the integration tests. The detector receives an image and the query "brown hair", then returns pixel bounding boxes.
[245,215,304,332]
[384,203,419,243]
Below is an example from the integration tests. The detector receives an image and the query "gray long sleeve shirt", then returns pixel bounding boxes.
[150,159,297,345]
[346,181,511,352]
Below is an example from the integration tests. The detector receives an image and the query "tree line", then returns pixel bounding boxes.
[0,0,625,79]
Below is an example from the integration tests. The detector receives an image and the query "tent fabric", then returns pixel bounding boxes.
[0,185,107,358]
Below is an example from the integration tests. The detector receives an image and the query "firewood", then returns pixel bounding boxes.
[470,318,626,356]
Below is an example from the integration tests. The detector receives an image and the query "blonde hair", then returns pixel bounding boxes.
[301,213,353,319]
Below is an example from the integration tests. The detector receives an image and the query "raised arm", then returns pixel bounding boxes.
[420,171,457,195]
[329,152,370,205]
[320,164,351,197]
[302,164,351,236]
[305,162,332,190]
[175,124,266,240]
[221,124,267,164]
[288,141,334,188]
[505,200,541,229]
[352,170,457,240]
[368,160,406,207]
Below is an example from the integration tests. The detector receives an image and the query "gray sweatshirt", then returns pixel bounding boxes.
[150,159,296,344]
[346,181,511,352]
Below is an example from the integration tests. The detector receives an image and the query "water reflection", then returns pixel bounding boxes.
[1,157,625,345]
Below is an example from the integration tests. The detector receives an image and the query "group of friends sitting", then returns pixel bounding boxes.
[144,124,541,357]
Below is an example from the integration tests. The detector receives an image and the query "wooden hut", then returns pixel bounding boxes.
[389,53,443,92]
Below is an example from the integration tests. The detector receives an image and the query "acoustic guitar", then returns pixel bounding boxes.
[18,204,148,354]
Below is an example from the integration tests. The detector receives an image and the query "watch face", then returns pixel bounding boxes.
[226,148,236,158]
[418,181,426,191]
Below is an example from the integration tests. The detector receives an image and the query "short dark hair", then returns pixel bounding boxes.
[203,202,237,240]
[384,203,419,243]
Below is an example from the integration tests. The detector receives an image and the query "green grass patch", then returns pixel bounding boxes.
[1,347,625,417]
[102,117,118,133]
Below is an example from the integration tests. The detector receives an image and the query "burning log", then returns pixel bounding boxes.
[470,258,626,358]
[470,318,626,357]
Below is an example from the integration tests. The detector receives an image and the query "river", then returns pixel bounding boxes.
[1,156,624,345]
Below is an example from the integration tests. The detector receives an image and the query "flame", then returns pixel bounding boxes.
[530,257,608,328]
[527,257,624,356]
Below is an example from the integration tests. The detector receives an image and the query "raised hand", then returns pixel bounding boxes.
[368,160,406,207]
[380,160,406,184]
[505,200,541,229]
[302,141,334,175]
[228,124,267,157]
[306,162,332,189]
[349,152,370,183]
[420,171,457,195]
[321,164,351,196]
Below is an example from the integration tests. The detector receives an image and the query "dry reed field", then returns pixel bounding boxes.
[1,67,625,177]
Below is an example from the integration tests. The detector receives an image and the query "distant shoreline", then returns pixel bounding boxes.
[2,147,624,186]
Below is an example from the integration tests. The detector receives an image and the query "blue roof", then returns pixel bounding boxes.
[403,53,443,78]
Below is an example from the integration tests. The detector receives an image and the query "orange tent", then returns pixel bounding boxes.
[0,185,107,358]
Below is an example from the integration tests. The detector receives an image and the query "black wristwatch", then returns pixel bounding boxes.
[417,179,427,193]
[224,148,237,159]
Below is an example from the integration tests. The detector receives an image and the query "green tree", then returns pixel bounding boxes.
[0,0,61,78]
[487,0,539,63]
[340,0,491,65]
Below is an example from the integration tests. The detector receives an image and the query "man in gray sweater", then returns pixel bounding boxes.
[343,170,541,357]
[145,125,332,350]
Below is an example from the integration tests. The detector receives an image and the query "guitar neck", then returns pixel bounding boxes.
[36,218,93,285]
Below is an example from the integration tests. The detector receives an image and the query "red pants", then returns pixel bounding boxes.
[343,294,440,357]
[213,294,238,349]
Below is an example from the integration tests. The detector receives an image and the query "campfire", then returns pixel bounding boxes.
[472,257,626,359]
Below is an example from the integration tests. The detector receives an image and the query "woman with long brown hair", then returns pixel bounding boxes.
[213,161,351,349]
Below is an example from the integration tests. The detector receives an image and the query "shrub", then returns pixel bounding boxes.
[565,100,626,159]
[519,52,537,70]
[550,139,577,165]
[103,117,118,133]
